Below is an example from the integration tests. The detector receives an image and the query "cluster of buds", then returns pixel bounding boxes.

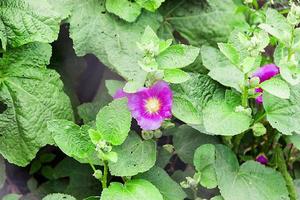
[89,129,118,163]
[180,173,201,190]
[142,129,163,140]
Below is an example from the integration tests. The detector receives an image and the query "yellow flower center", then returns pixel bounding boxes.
[145,97,161,114]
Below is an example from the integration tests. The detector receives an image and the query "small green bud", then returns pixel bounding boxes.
[180,181,189,189]
[142,130,154,140]
[163,144,174,153]
[186,177,198,188]
[161,120,175,129]
[252,122,267,137]
[249,76,260,88]
[93,170,102,180]
[153,129,163,139]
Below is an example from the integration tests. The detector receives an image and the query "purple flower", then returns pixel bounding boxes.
[114,81,173,130]
[252,64,280,103]
[256,153,268,165]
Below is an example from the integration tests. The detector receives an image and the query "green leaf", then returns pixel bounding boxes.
[263,85,300,135]
[135,0,165,12]
[69,0,161,90]
[259,8,293,45]
[2,194,21,200]
[193,144,217,189]
[163,69,190,83]
[215,145,289,200]
[0,0,64,49]
[203,90,252,135]
[96,99,131,145]
[54,158,101,199]
[156,44,199,69]
[108,132,156,176]
[100,179,163,200]
[47,120,95,161]
[42,193,76,200]
[0,43,73,166]
[171,73,224,126]
[135,166,186,200]
[260,77,290,99]
[201,45,244,91]
[218,43,240,66]
[106,0,141,22]
[172,125,219,164]
[105,80,125,98]
[273,43,300,85]
[164,0,247,46]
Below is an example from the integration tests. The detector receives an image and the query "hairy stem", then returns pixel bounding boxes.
[241,74,249,108]
[275,145,298,200]
[102,161,108,189]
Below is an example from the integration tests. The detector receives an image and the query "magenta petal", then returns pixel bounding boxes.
[252,64,280,82]
[256,154,268,165]
[138,117,164,131]
[113,89,127,99]
[252,64,280,104]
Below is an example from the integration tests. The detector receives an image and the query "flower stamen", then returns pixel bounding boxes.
[145,97,161,114]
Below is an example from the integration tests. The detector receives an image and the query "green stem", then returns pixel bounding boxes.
[233,133,245,153]
[275,145,298,200]
[253,112,267,124]
[242,74,249,108]
[102,161,108,188]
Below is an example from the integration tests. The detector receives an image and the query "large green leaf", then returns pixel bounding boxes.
[96,99,131,145]
[171,73,224,126]
[0,0,64,49]
[47,120,95,161]
[263,85,300,135]
[0,43,73,166]
[108,132,156,176]
[172,125,219,164]
[135,166,186,200]
[203,90,252,136]
[215,145,289,200]
[201,45,244,91]
[69,0,161,90]
[163,0,247,46]
[100,179,163,200]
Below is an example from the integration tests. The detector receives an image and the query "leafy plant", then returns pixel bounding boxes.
[1,0,300,200]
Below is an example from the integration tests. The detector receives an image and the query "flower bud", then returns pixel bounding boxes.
[256,153,268,165]
[93,170,102,180]
[153,129,163,138]
[163,144,174,153]
[142,130,154,140]
[252,122,266,137]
